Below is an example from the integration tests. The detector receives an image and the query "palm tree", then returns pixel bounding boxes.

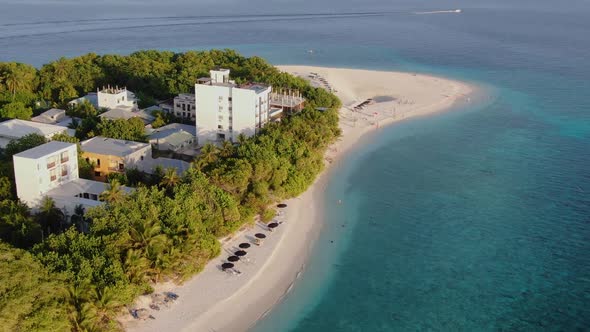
[219,140,235,158]
[160,167,180,189]
[68,118,80,130]
[91,286,121,325]
[236,133,247,145]
[99,179,125,204]
[37,196,65,235]
[66,282,98,332]
[195,143,218,170]
[70,204,87,233]
[123,249,151,284]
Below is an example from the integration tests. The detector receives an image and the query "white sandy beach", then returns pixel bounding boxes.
[123,66,474,332]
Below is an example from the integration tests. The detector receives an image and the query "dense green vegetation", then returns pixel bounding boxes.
[0,50,341,331]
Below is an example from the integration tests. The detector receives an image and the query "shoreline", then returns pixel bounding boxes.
[123,66,477,332]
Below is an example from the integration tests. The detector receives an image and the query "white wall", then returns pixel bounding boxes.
[13,144,78,208]
[196,84,231,144]
[124,145,152,170]
[98,89,137,110]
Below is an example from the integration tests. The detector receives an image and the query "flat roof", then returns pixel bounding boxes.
[150,130,194,146]
[197,81,270,93]
[238,83,270,93]
[176,93,195,99]
[47,178,133,207]
[138,157,191,175]
[153,123,196,134]
[0,119,69,139]
[68,93,98,106]
[99,108,154,124]
[81,136,149,157]
[13,141,75,159]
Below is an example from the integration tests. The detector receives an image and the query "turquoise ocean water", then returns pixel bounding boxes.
[1,1,589,330]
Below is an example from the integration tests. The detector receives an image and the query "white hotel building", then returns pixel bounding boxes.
[13,141,132,214]
[195,69,271,144]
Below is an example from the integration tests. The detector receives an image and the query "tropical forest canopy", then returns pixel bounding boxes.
[0,50,341,331]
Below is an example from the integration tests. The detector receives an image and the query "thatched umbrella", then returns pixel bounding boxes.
[268,222,279,229]
[239,242,251,249]
[228,256,240,262]
[222,262,234,270]
[255,233,267,239]
[277,203,287,208]
[234,250,247,257]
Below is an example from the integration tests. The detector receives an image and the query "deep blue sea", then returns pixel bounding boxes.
[1,0,589,330]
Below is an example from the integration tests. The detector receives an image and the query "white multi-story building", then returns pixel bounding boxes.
[173,93,196,121]
[195,68,271,144]
[97,86,138,111]
[13,141,79,208]
[13,141,133,214]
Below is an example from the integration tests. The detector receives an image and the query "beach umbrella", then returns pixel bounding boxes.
[228,256,240,262]
[222,262,234,270]
[268,222,279,229]
[235,250,247,257]
[255,233,267,239]
[239,243,251,249]
[277,203,287,208]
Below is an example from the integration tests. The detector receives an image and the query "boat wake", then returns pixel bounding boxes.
[414,9,462,15]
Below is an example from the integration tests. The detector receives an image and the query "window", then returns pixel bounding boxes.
[97,159,101,166]
[47,156,57,169]
[218,96,223,102]
[141,156,144,161]
[50,169,57,182]
[60,151,69,163]
[218,115,223,121]
[218,125,223,129]
[61,165,68,177]
[183,112,186,117]
[95,171,101,177]
[118,163,124,171]
[228,97,232,101]
[90,194,98,201]
[83,193,89,199]
[182,104,186,111]
[218,106,223,111]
